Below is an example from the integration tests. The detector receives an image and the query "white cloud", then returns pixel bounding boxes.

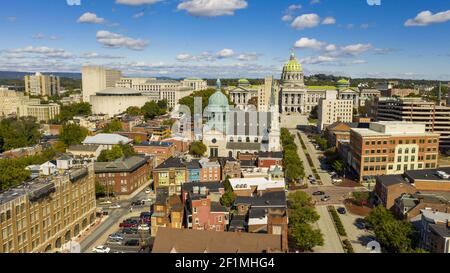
[287,4,302,13]
[291,14,320,29]
[237,53,261,61]
[80,52,125,59]
[133,12,145,18]
[325,44,337,52]
[67,0,81,6]
[300,55,336,64]
[96,30,149,50]
[341,43,372,55]
[282,15,293,22]
[405,10,450,26]
[116,0,162,5]
[322,16,336,25]
[177,0,248,17]
[32,33,45,40]
[6,16,16,22]
[216,48,235,58]
[360,23,370,29]
[10,46,73,59]
[294,37,324,50]
[77,12,105,24]
[176,53,196,62]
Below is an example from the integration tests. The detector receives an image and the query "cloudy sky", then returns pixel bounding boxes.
[0,0,449,80]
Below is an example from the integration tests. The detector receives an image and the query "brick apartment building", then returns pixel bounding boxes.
[349,121,439,182]
[94,155,152,195]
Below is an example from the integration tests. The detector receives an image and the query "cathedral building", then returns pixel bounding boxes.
[202,79,281,158]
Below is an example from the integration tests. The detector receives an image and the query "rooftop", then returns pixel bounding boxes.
[155,157,186,169]
[83,134,133,145]
[429,223,450,238]
[67,144,100,152]
[152,228,283,253]
[376,175,410,187]
[351,121,432,137]
[229,177,286,192]
[95,87,142,96]
[94,156,149,173]
[235,191,287,208]
[405,168,450,183]
[135,141,173,148]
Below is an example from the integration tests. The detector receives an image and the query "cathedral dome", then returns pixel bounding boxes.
[283,52,302,73]
[208,79,230,109]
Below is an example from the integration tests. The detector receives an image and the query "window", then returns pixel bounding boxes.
[398,148,402,154]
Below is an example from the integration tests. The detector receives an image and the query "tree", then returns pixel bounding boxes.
[97,145,124,162]
[95,181,107,199]
[332,160,344,174]
[248,97,258,108]
[57,102,92,123]
[189,141,207,157]
[289,223,324,252]
[179,88,231,114]
[119,143,137,158]
[157,100,168,112]
[365,205,395,228]
[126,106,142,116]
[59,123,88,147]
[141,101,161,120]
[0,117,42,152]
[0,159,31,191]
[220,179,235,208]
[309,105,319,119]
[103,119,123,133]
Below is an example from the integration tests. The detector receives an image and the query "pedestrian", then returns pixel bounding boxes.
[130,206,133,213]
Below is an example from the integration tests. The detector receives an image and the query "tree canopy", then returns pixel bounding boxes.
[56,102,92,123]
[220,178,235,208]
[141,100,168,120]
[103,119,123,133]
[189,141,207,157]
[97,143,137,162]
[59,123,88,147]
[0,117,42,152]
[179,88,232,115]
[281,128,305,182]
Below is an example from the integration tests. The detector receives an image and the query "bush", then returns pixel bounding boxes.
[343,239,354,253]
[328,207,347,237]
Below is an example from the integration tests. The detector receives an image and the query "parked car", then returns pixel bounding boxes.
[124,240,140,247]
[119,219,139,228]
[131,200,145,206]
[92,245,110,253]
[355,219,367,230]
[138,224,150,231]
[321,195,331,202]
[308,175,315,180]
[106,239,123,246]
[337,207,347,214]
[99,201,112,205]
[109,204,121,209]
[122,228,138,234]
[145,189,152,194]
[332,178,343,184]
[140,212,152,219]
[108,233,124,241]
[312,191,325,196]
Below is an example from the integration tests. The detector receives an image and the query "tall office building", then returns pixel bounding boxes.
[370,97,450,152]
[318,90,354,131]
[81,66,122,103]
[24,73,60,97]
[258,76,278,112]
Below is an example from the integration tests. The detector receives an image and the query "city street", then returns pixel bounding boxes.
[313,205,344,253]
[80,186,151,253]
[303,185,367,206]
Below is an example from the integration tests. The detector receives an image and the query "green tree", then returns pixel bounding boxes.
[332,160,344,174]
[95,181,107,199]
[97,145,124,162]
[141,101,161,120]
[57,102,92,123]
[189,141,207,157]
[0,117,41,152]
[59,123,88,146]
[309,105,319,119]
[220,179,235,208]
[289,223,324,252]
[103,119,123,133]
[126,106,142,116]
[119,143,137,158]
[0,159,31,191]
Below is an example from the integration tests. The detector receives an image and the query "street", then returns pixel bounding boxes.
[336,207,374,253]
[80,186,150,253]
[313,205,344,253]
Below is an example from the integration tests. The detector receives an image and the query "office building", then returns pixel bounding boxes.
[82,66,122,103]
[23,103,60,123]
[24,72,60,97]
[349,121,440,182]
[181,78,208,91]
[370,97,450,151]
[318,90,354,131]
[90,87,151,116]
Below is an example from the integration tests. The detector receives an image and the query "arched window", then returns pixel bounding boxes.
[398,148,402,154]
[230,137,234,143]
[246,137,250,143]
[405,148,409,154]
[238,137,242,143]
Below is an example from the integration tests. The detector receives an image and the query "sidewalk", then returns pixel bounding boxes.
[75,215,109,244]
[117,181,151,201]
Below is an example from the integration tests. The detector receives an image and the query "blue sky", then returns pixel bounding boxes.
[0,0,449,80]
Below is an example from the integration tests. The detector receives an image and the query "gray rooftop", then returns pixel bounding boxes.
[429,223,450,238]
[405,168,450,183]
[95,156,149,173]
[376,175,409,187]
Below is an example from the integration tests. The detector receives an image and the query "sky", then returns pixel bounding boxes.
[0,0,449,80]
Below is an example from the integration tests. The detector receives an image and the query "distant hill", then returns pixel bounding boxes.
[0,71,81,80]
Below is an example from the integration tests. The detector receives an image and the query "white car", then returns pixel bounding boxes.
[109,204,121,209]
[92,245,111,253]
[138,224,150,231]
[332,179,343,183]
[145,189,152,194]
[100,201,112,205]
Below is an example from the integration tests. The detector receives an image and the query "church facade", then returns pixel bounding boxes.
[202,79,281,158]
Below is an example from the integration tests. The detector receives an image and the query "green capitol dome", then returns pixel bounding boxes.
[283,52,302,73]
[337,78,350,89]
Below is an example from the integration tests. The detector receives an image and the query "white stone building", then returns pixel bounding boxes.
[318,90,354,131]
[82,66,122,103]
[202,79,281,158]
